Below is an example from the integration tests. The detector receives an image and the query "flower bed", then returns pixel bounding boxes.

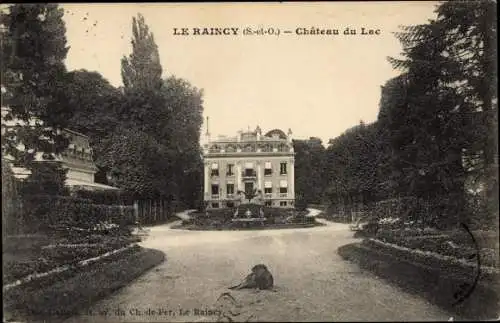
[363,238,499,277]
[3,246,164,323]
[338,242,499,320]
[3,245,138,292]
[374,229,499,268]
[3,235,141,284]
[177,207,317,230]
[174,222,322,231]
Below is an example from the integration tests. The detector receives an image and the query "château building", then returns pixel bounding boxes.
[202,125,295,209]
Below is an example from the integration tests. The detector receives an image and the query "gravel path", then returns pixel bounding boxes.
[64,214,452,322]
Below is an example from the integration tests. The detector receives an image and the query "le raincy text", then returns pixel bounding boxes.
[173,27,239,36]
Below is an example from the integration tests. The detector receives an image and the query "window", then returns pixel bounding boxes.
[279,180,288,194]
[280,162,287,175]
[226,201,235,208]
[264,161,272,176]
[265,201,272,207]
[211,184,219,195]
[212,202,219,208]
[226,164,234,176]
[226,183,235,195]
[264,181,272,194]
[280,201,287,207]
[211,163,219,177]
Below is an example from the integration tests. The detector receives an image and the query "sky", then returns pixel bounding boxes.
[60,2,439,144]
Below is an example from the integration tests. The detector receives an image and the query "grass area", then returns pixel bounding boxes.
[338,242,499,320]
[3,246,165,323]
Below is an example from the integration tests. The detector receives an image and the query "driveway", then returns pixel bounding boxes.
[64,213,452,322]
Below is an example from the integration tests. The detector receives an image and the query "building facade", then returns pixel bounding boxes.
[1,107,117,191]
[202,126,295,209]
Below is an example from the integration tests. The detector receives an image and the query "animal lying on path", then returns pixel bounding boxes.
[229,264,274,290]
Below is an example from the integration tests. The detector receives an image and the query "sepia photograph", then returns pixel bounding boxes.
[1,2,498,322]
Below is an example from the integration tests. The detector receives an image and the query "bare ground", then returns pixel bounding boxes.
[64,217,453,322]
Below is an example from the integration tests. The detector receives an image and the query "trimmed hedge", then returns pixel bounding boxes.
[72,189,136,205]
[21,195,135,233]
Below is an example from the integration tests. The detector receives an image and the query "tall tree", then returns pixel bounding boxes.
[110,12,205,205]
[120,13,162,92]
[118,13,168,139]
[1,4,71,168]
[161,76,204,207]
[65,69,122,140]
[293,137,326,207]
[96,126,175,199]
[324,122,387,208]
[435,0,498,222]
[385,0,497,227]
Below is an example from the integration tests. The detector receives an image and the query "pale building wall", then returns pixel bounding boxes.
[202,129,295,209]
[66,168,94,183]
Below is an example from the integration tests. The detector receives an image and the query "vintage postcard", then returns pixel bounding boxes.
[2,2,498,322]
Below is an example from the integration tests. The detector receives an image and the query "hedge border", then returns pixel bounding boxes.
[3,246,165,323]
[338,242,499,320]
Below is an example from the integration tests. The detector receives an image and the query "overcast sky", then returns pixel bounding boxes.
[60,2,439,144]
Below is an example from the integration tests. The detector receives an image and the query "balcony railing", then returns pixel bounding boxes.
[279,193,288,198]
[226,193,234,199]
[264,193,272,198]
[211,194,220,199]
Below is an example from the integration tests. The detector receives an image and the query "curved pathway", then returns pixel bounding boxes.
[65,210,452,322]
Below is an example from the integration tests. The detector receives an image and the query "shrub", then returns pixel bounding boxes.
[20,162,70,197]
[196,200,208,212]
[295,195,308,211]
